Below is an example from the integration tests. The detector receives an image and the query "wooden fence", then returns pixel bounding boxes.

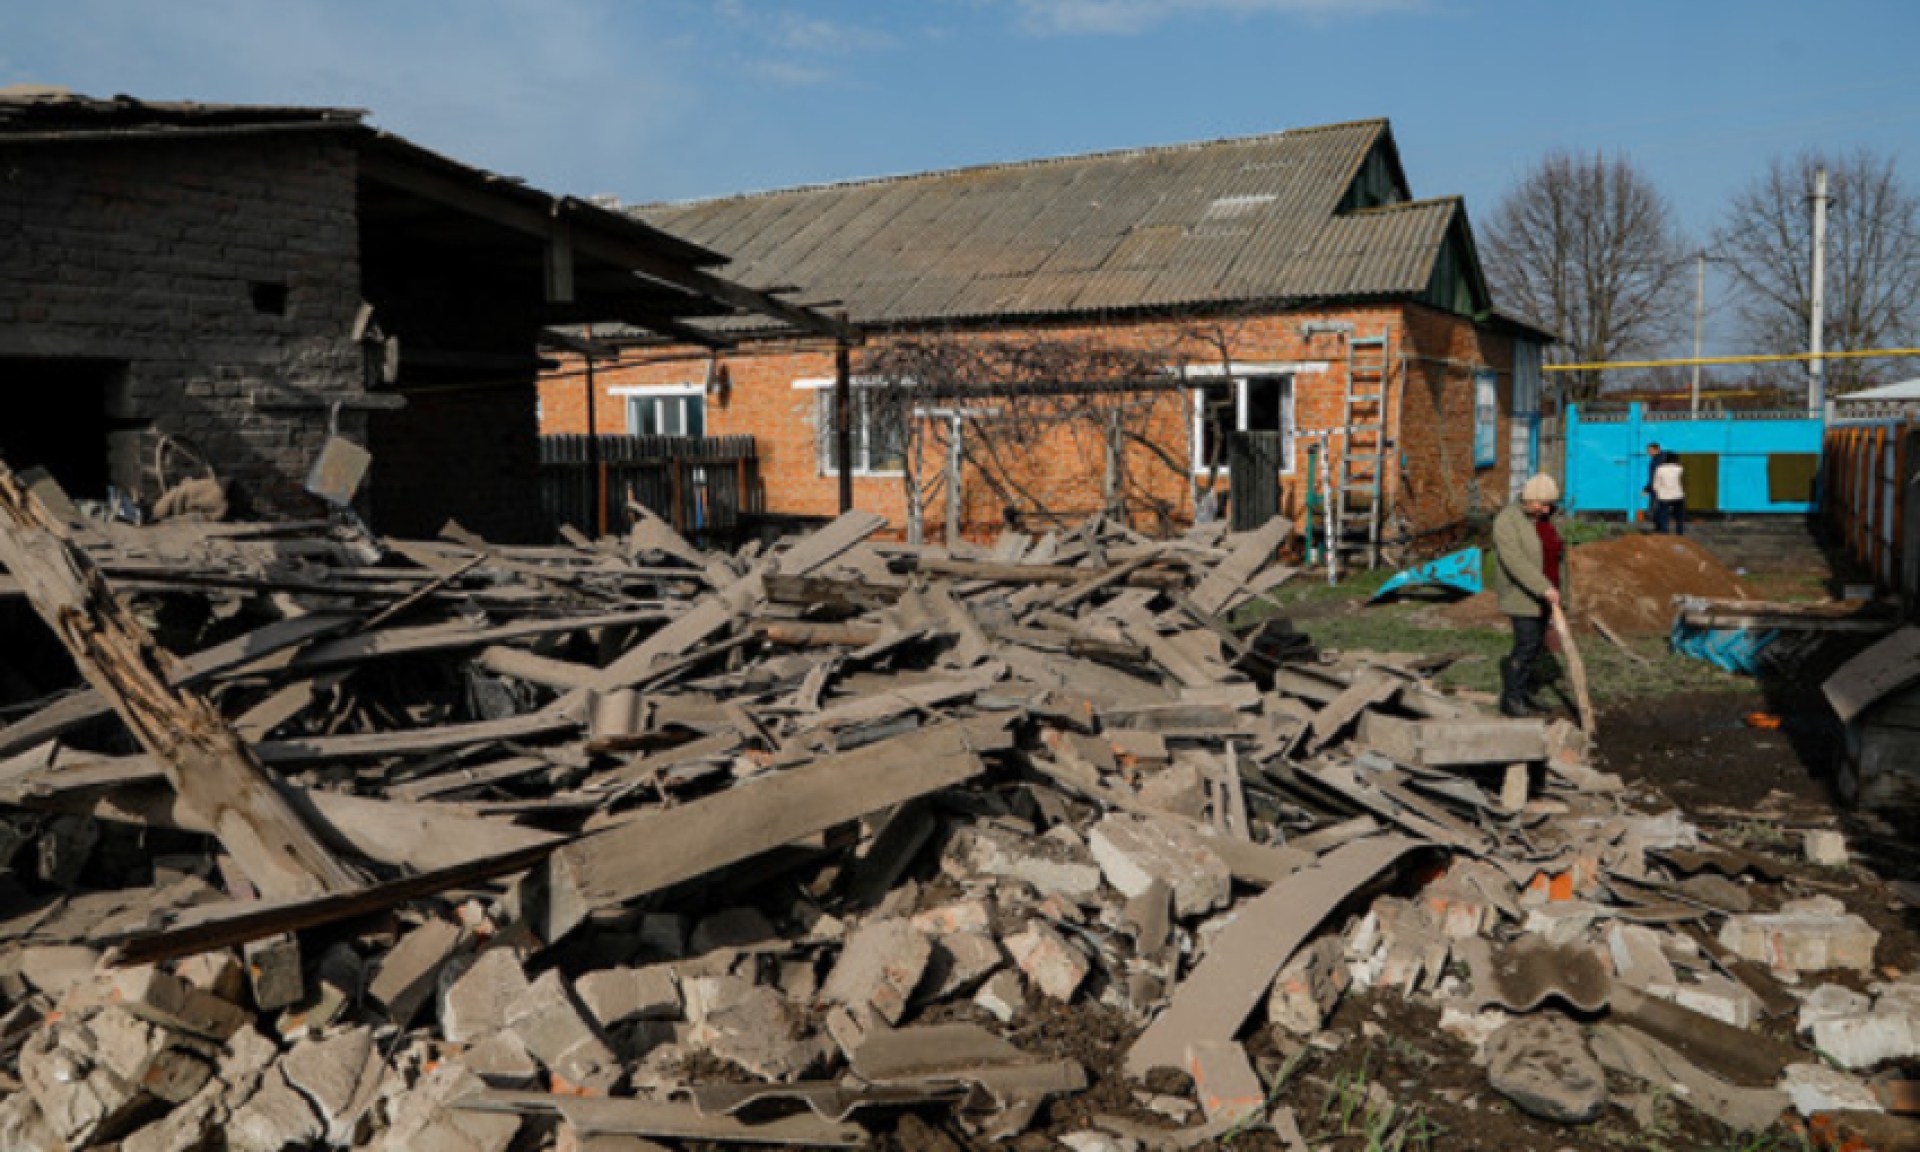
[538,434,761,547]
[1824,418,1917,607]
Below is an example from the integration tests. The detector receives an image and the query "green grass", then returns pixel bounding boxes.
[1240,570,1752,705]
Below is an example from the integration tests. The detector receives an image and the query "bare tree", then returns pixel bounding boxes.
[1712,148,1920,395]
[1481,151,1694,402]
[858,332,1186,543]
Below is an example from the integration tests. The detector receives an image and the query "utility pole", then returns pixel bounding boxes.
[1690,253,1705,413]
[1810,167,1829,415]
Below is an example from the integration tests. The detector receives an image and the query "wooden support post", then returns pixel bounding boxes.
[835,315,854,514]
[0,460,362,900]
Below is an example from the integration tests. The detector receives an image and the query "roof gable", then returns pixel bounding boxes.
[641,119,1482,331]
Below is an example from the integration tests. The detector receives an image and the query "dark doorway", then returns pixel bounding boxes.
[0,358,124,499]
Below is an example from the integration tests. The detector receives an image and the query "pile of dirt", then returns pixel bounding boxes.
[1438,533,1748,636]
[1569,533,1749,634]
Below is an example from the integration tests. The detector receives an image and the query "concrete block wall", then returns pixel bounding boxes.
[0,132,365,512]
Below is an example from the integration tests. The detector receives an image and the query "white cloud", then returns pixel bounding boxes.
[713,2,897,88]
[1009,0,1425,36]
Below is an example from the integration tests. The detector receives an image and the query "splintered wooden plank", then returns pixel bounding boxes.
[1355,712,1548,767]
[775,510,888,577]
[519,719,1009,943]
[1125,836,1422,1076]
[0,462,360,900]
[38,776,555,871]
[288,607,665,672]
[1188,516,1291,616]
[0,610,359,758]
[1824,625,1920,724]
[589,572,763,691]
[1305,670,1399,752]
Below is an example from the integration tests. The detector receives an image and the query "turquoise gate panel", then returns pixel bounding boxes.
[1565,403,1823,515]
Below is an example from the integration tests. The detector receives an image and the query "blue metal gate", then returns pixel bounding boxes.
[1565,403,1823,515]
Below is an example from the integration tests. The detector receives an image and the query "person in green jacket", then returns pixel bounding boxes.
[1492,474,1566,718]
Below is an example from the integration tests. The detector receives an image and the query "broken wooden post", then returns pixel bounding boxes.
[0,460,361,900]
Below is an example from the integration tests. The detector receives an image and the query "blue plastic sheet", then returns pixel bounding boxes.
[1669,620,1779,675]
[1370,547,1483,602]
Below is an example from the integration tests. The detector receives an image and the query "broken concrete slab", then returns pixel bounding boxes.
[821,917,933,1025]
[1266,936,1348,1036]
[918,931,1003,1003]
[109,964,249,1040]
[19,1009,152,1147]
[1005,920,1090,1002]
[281,1026,379,1145]
[439,946,533,1044]
[975,968,1026,1023]
[1797,982,1920,1070]
[945,823,1104,902]
[505,969,623,1094]
[226,1066,325,1152]
[1782,1063,1884,1116]
[1718,896,1880,973]
[575,964,680,1030]
[1484,1014,1607,1124]
[1127,836,1422,1077]
[1184,1040,1265,1127]
[369,915,466,1026]
[1087,812,1231,918]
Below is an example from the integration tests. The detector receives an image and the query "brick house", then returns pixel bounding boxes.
[540,119,1551,554]
[0,88,838,542]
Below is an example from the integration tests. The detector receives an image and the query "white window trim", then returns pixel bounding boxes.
[613,382,706,437]
[1189,373,1297,477]
[797,376,907,478]
[1181,360,1330,378]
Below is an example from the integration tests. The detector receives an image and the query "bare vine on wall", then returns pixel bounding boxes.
[858,330,1192,543]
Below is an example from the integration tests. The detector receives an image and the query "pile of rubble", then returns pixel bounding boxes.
[0,464,1915,1151]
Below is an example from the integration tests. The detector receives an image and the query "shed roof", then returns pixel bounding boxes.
[639,119,1510,335]
[0,87,847,344]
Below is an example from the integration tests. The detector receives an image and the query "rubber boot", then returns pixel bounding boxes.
[1499,656,1536,718]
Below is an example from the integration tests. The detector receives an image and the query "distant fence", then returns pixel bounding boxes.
[1824,417,1917,606]
[538,434,761,547]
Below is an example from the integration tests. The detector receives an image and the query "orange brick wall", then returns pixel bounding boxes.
[537,305,1524,549]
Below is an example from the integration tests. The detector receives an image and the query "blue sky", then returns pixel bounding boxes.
[8,0,1918,352]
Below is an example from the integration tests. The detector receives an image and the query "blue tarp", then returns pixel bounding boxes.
[1370,547,1483,602]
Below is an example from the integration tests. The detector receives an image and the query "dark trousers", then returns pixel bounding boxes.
[1509,613,1548,685]
[1653,499,1686,535]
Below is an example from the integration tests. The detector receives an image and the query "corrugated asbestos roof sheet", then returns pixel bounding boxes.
[640,119,1460,330]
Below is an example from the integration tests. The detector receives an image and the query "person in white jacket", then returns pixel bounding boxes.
[1651,455,1686,535]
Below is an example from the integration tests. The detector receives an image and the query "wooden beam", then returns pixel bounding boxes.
[0,461,361,900]
[517,718,1010,943]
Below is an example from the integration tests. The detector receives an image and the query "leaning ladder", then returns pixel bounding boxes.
[1336,335,1390,568]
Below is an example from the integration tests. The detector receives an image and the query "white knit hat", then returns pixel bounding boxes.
[1521,474,1561,503]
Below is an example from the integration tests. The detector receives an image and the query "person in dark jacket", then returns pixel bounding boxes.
[1492,474,1566,717]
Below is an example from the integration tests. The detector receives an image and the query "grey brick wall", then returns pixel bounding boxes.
[0,130,365,514]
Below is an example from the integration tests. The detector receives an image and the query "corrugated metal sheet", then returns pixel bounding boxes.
[642,119,1465,329]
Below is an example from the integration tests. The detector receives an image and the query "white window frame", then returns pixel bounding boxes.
[794,375,907,477]
[612,382,706,438]
[1187,370,1300,476]
[1473,369,1499,469]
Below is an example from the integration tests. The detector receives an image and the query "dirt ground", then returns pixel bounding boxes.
[1440,532,1751,636]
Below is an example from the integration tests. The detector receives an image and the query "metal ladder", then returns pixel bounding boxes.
[1335,335,1390,568]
